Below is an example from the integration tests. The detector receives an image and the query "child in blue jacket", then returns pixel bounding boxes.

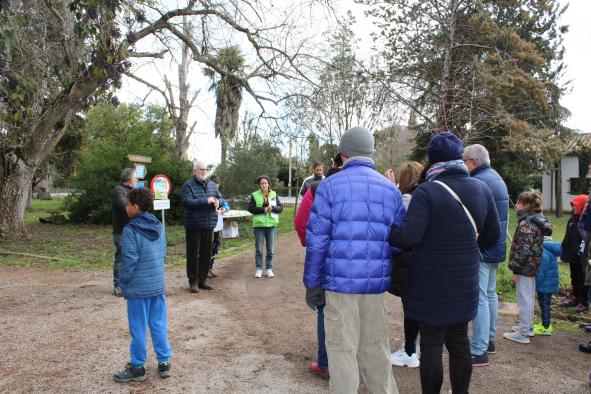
[534,236,562,336]
[113,188,172,383]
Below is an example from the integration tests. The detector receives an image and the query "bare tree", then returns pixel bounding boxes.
[284,14,397,146]
[0,0,333,238]
[125,17,199,160]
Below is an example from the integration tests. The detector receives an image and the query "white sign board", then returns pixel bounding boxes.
[153,199,170,210]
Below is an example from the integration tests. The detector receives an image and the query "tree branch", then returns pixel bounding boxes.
[129,50,169,59]
[123,71,172,111]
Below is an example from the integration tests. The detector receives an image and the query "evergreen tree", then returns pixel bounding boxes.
[363,0,570,195]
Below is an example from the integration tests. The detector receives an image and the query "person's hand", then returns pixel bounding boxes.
[218,208,227,215]
[265,205,273,213]
[512,274,519,284]
[305,287,325,310]
[384,168,396,183]
[207,197,216,205]
[213,199,220,209]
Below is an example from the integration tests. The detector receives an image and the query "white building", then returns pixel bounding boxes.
[542,133,591,212]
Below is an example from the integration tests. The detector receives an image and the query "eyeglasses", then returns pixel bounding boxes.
[463,158,475,163]
[197,168,208,172]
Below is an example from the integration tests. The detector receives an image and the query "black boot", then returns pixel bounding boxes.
[189,281,199,293]
[198,280,213,290]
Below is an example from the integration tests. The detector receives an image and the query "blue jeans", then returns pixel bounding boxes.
[254,227,276,270]
[537,292,552,328]
[127,294,172,367]
[469,261,499,356]
[113,234,123,287]
[317,305,328,370]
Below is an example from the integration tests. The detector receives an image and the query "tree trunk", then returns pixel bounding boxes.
[436,0,460,131]
[220,134,229,166]
[0,76,99,239]
[26,182,33,209]
[0,158,36,238]
[555,161,563,218]
[175,17,193,161]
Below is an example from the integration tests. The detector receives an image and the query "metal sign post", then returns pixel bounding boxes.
[151,174,172,251]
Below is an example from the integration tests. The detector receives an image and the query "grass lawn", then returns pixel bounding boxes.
[3,201,588,330]
[0,199,294,269]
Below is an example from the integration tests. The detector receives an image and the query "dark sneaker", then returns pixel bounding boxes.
[189,282,199,293]
[561,299,578,307]
[576,304,588,313]
[158,361,172,379]
[113,363,147,383]
[113,286,123,297]
[198,280,213,290]
[580,342,591,354]
[471,353,490,367]
[487,341,496,354]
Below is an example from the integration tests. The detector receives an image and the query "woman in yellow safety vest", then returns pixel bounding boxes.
[247,175,283,278]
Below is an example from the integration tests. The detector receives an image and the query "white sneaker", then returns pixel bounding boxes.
[254,269,262,278]
[503,331,530,344]
[265,269,275,278]
[390,347,420,368]
[511,325,534,337]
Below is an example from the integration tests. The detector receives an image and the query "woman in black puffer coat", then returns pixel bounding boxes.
[389,132,501,394]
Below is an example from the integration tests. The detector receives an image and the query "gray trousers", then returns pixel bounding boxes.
[516,275,536,336]
[324,291,399,394]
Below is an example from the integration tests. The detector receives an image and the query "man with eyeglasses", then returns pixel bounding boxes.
[181,160,226,293]
[463,144,509,367]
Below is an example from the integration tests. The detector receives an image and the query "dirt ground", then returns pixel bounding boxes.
[1,232,590,393]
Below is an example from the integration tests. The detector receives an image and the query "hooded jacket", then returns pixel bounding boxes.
[119,211,166,298]
[509,211,551,277]
[561,195,587,263]
[304,159,405,294]
[536,239,561,294]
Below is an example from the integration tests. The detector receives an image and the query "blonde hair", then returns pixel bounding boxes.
[398,161,424,195]
[517,190,543,213]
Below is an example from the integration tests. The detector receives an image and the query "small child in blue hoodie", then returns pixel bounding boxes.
[113,188,172,383]
[534,236,562,336]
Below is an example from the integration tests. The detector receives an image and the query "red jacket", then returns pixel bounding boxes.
[294,188,314,246]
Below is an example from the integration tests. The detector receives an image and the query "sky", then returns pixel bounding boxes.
[558,0,591,132]
[119,0,591,165]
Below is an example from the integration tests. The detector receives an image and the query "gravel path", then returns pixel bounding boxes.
[1,232,589,393]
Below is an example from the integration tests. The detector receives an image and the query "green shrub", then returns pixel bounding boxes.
[65,104,193,224]
[214,136,283,205]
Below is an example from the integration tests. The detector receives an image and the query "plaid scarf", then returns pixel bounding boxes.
[425,159,468,182]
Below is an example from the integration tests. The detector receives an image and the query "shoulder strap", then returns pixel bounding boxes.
[433,180,479,239]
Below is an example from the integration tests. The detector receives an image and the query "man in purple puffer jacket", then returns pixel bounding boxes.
[304,126,405,394]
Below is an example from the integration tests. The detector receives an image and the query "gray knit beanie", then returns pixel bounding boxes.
[338,126,374,158]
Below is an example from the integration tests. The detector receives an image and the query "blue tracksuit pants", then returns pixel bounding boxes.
[127,294,172,367]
